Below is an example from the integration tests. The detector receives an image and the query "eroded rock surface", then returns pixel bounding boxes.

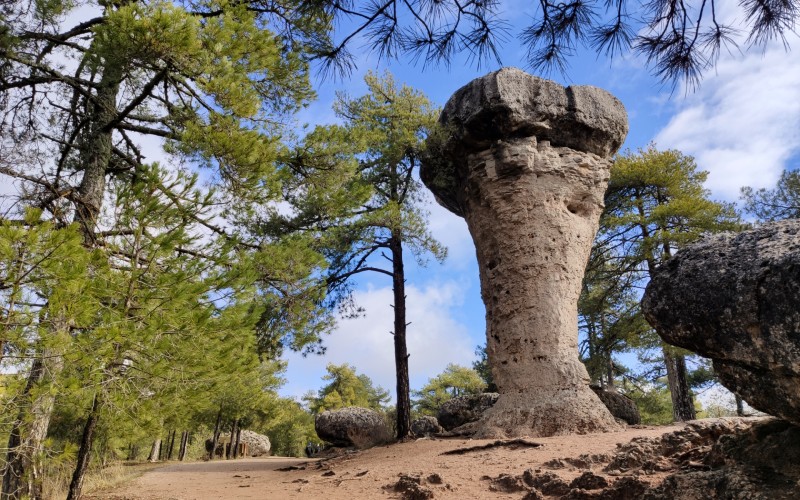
[437,393,499,431]
[411,416,444,436]
[421,67,628,438]
[315,407,391,449]
[590,386,641,425]
[475,418,793,500]
[238,429,271,456]
[642,220,800,425]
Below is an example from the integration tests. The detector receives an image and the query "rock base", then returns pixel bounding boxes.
[470,387,621,438]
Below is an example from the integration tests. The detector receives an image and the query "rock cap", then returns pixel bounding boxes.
[421,67,628,216]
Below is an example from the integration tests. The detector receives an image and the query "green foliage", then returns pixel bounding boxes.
[603,145,742,268]
[585,145,742,417]
[268,71,446,298]
[412,364,486,416]
[261,399,317,457]
[304,363,390,414]
[741,169,800,222]
[260,72,445,437]
[472,345,497,392]
[626,383,675,425]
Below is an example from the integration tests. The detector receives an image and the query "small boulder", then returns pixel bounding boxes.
[590,386,641,425]
[315,407,391,449]
[437,393,499,431]
[642,220,800,425]
[411,416,444,436]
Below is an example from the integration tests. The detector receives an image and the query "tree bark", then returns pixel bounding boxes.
[178,431,189,461]
[232,422,241,459]
[148,439,161,463]
[606,356,616,391]
[209,408,222,460]
[2,54,124,500]
[66,394,100,500]
[228,420,238,459]
[166,430,176,460]
[2,343,65,500]
[389,233,411,440]
[663,348,696,421]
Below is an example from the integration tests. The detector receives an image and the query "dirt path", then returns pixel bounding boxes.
[100,423,695,499]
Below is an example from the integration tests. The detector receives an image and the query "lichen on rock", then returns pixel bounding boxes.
[642,219,800,426]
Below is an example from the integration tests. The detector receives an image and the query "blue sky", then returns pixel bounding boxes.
[279,1,800,402]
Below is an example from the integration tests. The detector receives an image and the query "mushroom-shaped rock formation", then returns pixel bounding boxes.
[421,68,628,438]
[642,219,800,427]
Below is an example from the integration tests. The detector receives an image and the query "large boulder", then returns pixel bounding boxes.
[238,430,271,456]
[422,68,627,437]
[642,220,800,425]
[590,386,641,425]
[315,407,391,449]
[437,393,499,431]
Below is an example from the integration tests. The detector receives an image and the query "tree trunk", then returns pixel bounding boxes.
[209,408,222,460]
[2,55,124,500]
[2,343,65,500]
[179,431,189,461]
[148,439,161,463]
[66,394,100,500]
[232,422,241,459]
[663,348,696,421]
[389,233,411,440]
[226,420,237,460]
[166,430,176,460]
[606,356,616,391]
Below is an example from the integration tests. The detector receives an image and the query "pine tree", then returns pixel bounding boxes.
[596,145,741,421]
[412,364,486,416]
[741,169,800,222]
[265,72,445,439]
[304,363,390,414]
[1,2,322,495]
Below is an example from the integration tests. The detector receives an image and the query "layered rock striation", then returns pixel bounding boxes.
[422,67,628,437]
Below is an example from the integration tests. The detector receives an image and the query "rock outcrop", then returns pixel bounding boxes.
[421,67,628,438]
[642,419,800,500]
[315,407,391,449]
[475,418,796,500]
[436,393,499,431]
[642,220,800,425]
[591,386,641,425]
[411,416,444,436]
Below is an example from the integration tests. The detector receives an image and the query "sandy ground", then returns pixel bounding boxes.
[96,422,698,500]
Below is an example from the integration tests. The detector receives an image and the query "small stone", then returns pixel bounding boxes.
[426,473,443,485]
[570,471,609,490]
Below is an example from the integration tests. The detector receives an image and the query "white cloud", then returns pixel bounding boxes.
[420,189,475,269]
[655,45,800,201]
[279,280,479,402]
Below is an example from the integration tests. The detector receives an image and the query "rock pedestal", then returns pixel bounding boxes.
[421,68,628,437]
